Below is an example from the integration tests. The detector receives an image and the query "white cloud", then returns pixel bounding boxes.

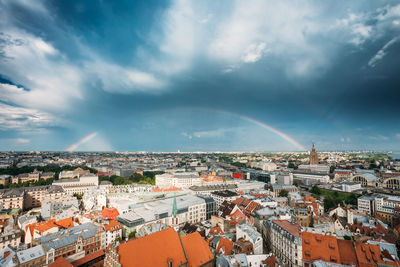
[242,42,267,63]
[368,135,389,141]
[0,102,57,130]
[0,30,82,112]
[15,138,30,144]
[368,37,399,67]
[193,128,230,138]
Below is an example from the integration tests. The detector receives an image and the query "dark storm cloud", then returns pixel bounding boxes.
[0,0,400,151]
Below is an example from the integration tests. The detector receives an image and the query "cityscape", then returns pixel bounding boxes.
[1,1,400,267]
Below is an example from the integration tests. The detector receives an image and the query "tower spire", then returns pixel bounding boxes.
[172,193,178,218]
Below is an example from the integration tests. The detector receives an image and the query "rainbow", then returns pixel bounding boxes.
[180,107,307,151]
[66,132,98,152]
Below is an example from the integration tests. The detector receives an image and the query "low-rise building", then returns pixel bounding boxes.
[236,223,263,255]
[104,220,122,247]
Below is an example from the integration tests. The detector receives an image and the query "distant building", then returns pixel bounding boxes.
[309,144,319,165]
[155,172,201,188]
[52,174,99,194]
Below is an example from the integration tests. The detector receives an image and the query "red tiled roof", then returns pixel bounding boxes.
[209,226,224,236]
[104,220,122,232]
[182,232,214,267]
[355,242,397,266]
[245,201,261,214]
[49,257,73,267]
[55,217,75,229]
[101,208,119,220]
[72,249,104,267]
[302,232,341,264]
[216,237,234,255]
[337,239,358,266]
[117,228,187,267]
[272,220,301,238]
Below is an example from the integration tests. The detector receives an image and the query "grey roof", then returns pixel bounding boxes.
[17,245,45,264]
[189,184,237,191]
[36,223,99,251]
[237,223,261,243]
[1,188,24,198]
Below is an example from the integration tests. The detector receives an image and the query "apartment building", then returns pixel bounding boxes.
[357,195,376,215]
[0,189,24,210]
[265,219,302,267]
[24,185,66,210]
[0,219,22,250]
[35,222,106,265]
[52,174,99,194]
[155,172,201,188]
[104,220,123,247]
[210,190,239,208]
[375,194,400,226]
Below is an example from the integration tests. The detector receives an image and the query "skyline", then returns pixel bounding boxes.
[1,0,400,152]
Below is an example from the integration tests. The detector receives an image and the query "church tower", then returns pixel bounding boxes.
[309,143,318,165]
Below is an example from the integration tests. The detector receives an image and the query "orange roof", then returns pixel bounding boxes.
[272,220,301,238]
[216,237,234,255]
[209,226,224,236]
[101,208,120,220]
[117,228,187,267]
[227,209,246,225]
[55,217,75,229]
[244,201,261,214]
[355,242,398,266]
[104,220,122,232]
[337,239,358,266]
[26,219,58,235]
[72,249,104,267]
[302,232,341,264]
[152,187,182,192]
[303,195,316,202]
[49,257,73,267]
[182,232,214,267]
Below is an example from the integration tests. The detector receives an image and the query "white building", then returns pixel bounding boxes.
[250,161,277,171]
[236,223,263,254]
[104,220,123,247]
[155,172,201,188]
[210,190,239,208]
[357,195,376,215]
[266,219,302,267]
[341,182,361,192]
[292,172,330,185]
[117,195,206,236]
[52,174,99,194]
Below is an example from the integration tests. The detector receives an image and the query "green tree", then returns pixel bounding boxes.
[310,185,321,195]
[279,189,289,197]
[128,230,136,239]
[330,166,336,173]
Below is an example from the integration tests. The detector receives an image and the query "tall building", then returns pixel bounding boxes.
[309,144,318,165]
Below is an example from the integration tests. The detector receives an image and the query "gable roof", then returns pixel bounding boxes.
[117,228,187,267]
[182,232,214,266]
[216,237,234,255]
[49,257,73,267]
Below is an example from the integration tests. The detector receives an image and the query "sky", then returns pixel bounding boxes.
[0,0,400,152]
